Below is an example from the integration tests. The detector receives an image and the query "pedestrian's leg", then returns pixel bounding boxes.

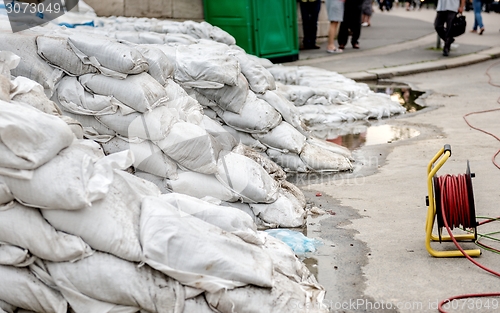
[300,1,313,48]
[442,11,456,56]
[351,9,363,47]
[472,0,484,32]
[337,21,348,49]
[434,11,447,41]
[327,21,341,51]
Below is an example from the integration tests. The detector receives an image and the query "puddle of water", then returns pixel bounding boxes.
[327,124,421,151]
[310,82,425,150]
[369,82,426,113]
[302,257,319,280]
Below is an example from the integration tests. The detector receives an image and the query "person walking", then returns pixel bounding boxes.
[326,0,345,53]
[338,0,363,50]
[361,0,373,26]
[434,0,466,56]
[470,0,485,34]
[299,0,322,49]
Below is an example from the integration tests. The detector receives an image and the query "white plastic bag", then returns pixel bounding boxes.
[0,201,93,262]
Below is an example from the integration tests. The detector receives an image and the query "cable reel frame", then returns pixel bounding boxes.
[425,144,481,257]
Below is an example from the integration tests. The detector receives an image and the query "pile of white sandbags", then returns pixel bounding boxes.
[270,65,407,125]
[0,57,328,312]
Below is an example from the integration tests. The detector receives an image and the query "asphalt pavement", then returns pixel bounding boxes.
[287,5,500,313]
[289,6,500,81]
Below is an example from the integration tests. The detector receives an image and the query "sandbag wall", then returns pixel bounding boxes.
[0,52,328,312]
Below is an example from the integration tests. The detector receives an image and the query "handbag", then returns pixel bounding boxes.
[451,13,466,37]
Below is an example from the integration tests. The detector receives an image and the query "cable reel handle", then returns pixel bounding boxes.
[443,144,452,156]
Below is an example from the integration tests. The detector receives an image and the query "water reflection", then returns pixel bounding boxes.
[302,257,319,280]
[371,83,425,113]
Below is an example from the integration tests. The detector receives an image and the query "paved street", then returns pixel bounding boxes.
[287,6,500,313]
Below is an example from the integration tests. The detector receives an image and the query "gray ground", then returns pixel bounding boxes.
[287,8,500,311]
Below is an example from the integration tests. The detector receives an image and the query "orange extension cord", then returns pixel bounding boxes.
[438,61,500,313]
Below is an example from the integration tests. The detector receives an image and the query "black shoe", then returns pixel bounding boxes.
[442,47,449,56]
[301,45,321,50]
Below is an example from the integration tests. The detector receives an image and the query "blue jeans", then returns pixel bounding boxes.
[472,0,484,30]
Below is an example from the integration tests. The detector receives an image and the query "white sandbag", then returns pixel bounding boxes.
[199,115,237,151]
[186,88,218,108]
[0,100,74,170]
[56,76,127,116]
[0,265,67,313]
[79,73,168,113]
[193,73,248,113]
[133,44,174,86]
[67,32,149,75]
[216,151,279,204]
[96,106,180,141]
[155,121,222,174]
[307,136,353,160]
[166,171,239,202]
[134,171,171,194]
[174,42,240,88]
[59,110,116,137]
[10,77,62,116]
[232,143,286,182]
[0,300,15,313]
[215,91,282,134]
[0,180,13,204]
[0,75,9,102]
[114,31,166,45]
[0,243,35,267]
[280,180,307,209]
[183,296,214,313]
[3,140,133,210]
[101,137,178,179]
[45,252,184,313]
[300,142,353,172]
[252,121,306,154]
[0,30,64,92]
[249,190,306,228]
[42,170,159,262]
[266,149,309,173]
[257,90,308,136]
[59,115,84,140]
[222,126,268,151]
[276,83,350,106]
[228,48,276,94]
[140,196,274,292]
[163,79,204,123]
[0,201,93,262]
[159,193,263,245]
[36,34,99,76]
[205,271,328,313]
[220,201,267,228]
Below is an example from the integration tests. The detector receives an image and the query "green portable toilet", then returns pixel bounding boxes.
[203,0,299,63]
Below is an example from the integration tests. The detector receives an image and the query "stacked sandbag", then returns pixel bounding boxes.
[271,66,407,124]
[0,92,327,312]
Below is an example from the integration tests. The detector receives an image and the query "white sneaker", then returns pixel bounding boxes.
[361,22,369,27]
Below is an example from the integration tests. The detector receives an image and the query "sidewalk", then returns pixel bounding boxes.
[291,6,500,81]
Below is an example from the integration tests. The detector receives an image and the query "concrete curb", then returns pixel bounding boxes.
[343,47,500,81]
